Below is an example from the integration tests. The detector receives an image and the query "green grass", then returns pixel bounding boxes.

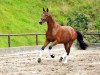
[0,0,99,47]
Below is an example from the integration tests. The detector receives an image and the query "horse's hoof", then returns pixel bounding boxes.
[38,58,41,63]
[59,57,63,62]
[50,54,55,58]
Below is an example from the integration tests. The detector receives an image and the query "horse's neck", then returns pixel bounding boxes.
[47,16,56,32]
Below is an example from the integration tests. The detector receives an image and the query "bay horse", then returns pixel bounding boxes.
[38,8,88,63]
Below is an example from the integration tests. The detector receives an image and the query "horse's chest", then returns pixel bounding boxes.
[46,32,56,42]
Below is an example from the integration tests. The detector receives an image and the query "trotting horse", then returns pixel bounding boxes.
[38,8,88,63]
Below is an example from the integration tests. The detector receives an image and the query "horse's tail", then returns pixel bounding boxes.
[76,31,88,50]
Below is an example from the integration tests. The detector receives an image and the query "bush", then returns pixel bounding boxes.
[67,14,89,32]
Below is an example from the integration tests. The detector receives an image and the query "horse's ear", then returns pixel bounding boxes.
[43,8,45,12]
[46,8,49,12]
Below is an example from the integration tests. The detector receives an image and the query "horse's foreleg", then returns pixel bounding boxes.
[42,39,50,50]
[38,39,50,63]
[48,40,58,58]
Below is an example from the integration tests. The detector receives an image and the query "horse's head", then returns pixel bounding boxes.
[39,8,50,25]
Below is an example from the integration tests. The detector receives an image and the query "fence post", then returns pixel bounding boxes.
[36,34,38,45]
[8,35,11,47]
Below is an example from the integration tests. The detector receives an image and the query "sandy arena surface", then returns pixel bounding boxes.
[0,45,100,75]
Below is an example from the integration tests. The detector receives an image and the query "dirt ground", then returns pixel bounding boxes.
[0,45,100,75]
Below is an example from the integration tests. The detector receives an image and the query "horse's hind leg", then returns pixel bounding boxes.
[59,41,73,63]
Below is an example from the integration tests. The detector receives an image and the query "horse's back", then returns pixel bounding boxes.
[60,26,77,41]
[61,26,74,30]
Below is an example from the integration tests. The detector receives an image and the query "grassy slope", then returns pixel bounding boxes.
[0,0,99,47]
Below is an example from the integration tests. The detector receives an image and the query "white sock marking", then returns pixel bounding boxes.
[62,53,67,59]
[62,52,69,63]
[63,55,69,63]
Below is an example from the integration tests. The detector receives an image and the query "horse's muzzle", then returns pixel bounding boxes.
[39,21,42,25]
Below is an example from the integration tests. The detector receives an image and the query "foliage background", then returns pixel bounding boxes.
[0,0,100,47]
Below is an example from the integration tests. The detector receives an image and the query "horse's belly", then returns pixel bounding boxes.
[60,36,70,43]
